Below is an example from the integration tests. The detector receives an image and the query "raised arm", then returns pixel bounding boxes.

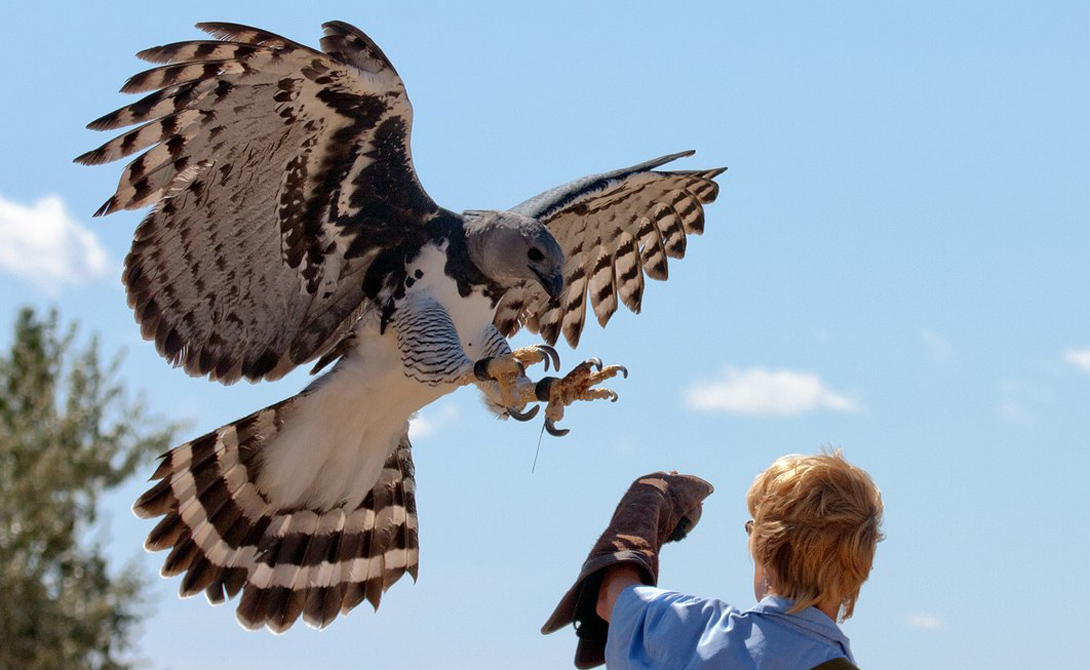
[541,472,714,668]
[596,564,646,622]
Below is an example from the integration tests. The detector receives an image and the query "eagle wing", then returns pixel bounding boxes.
[77,21,438,383]
[495,151,725,347]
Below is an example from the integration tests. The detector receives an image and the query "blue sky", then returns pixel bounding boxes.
[1,1,1088,668]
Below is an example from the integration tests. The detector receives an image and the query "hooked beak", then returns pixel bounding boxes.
[533,269,565,301]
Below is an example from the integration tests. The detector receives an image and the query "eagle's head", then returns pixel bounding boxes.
[463,210,565,299]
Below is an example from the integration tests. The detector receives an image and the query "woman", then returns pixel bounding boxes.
[543,451,884,669]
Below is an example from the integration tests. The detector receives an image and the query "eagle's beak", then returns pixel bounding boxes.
[535,270,565,301]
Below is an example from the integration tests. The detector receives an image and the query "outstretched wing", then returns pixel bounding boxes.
[494,151,725,347]
[76,21,439,383]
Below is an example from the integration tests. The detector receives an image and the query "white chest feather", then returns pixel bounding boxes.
[404,244,497,351]
[255,243,498,511]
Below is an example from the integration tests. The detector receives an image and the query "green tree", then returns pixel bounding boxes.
[0,307,180,670]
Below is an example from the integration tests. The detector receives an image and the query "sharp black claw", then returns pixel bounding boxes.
[618,366,629,379]
[539,345,560,372]
[585,357,603,371]
[508,405,540,421]
[607,391,618,403]
[545,417,570,437]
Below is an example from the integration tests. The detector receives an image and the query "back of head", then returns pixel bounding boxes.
[746,450,884,621]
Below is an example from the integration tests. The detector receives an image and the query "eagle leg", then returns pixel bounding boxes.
[507,404,541,422]
[472,356,537,412]
[533,358,628,436]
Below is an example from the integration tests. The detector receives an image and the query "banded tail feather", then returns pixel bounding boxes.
[134,398,420,633]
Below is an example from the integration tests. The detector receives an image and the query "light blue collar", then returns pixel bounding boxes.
[750,595,852,651]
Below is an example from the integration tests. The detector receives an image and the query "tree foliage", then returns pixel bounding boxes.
[0,308,180,670]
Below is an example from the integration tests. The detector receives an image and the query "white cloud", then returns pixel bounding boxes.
[409,402,461,439]
[686,368,861,416]
[997,380,1034,426]
[921,330,952,362]
[906,613,943,631]
[998,398,1033,426]
[1063,348,1090,374]
[0,193,112,290]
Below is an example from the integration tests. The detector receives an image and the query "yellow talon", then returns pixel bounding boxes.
[536,358,628,436]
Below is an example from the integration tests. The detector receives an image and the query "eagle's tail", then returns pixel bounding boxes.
[133,398,419,633]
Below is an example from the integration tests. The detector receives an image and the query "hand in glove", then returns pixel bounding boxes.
[541,471,714,668]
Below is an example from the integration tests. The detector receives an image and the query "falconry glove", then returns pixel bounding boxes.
[541,472,714,668]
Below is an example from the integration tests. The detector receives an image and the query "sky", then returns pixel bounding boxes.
[1,1,1088,668]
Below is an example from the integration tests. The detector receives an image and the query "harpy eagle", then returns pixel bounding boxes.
[77,21,725,632]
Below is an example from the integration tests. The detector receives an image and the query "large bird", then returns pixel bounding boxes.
[77,21,725,633]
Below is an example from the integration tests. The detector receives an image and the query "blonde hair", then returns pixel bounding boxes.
[746,450,883,621]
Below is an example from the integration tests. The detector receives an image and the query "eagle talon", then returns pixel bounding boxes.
[470,355,534,410]
[508,405,540,421]
[585,357,603,372]
[545,417,570,437]
[512,344,561,373]
[540,345,560,372]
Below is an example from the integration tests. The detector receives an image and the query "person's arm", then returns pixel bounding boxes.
[542,472,714,668]
[596,563,645,622]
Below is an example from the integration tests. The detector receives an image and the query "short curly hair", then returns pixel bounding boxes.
[746,450,883,621]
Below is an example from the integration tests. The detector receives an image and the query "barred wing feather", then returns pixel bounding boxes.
[496,152,725,347]
[76,21,438,384]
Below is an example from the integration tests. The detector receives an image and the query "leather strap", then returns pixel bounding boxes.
[811,658,859,670]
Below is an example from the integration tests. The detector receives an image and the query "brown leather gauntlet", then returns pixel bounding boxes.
[541,472,714,668]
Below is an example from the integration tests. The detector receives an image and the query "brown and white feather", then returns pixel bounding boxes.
[76,21,438,384]
[498,154,725,347]
[134,399,419,633]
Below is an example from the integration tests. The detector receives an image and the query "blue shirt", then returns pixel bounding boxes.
[605,587,855,670]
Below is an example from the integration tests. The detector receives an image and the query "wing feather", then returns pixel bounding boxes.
[121,59,250,94]
[499,153,725,347]
[587,247,618,329]
[135,40,268,65]
[78,22,439,383]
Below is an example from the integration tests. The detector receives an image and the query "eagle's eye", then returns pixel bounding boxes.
[527,248,544,262]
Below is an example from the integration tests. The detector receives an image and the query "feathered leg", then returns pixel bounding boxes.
[393,293,626,434]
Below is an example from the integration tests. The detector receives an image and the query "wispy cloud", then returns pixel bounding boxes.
[998,398,1033,425]
[906,613,943,631]
[409,402,461,439]
[1063,348,1090,375]
[997,380,1034,426]
[686,368,861,416]
[0,193,112,291]
[921,329,952,362]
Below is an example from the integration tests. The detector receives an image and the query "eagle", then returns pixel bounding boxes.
[77,21,725,633]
